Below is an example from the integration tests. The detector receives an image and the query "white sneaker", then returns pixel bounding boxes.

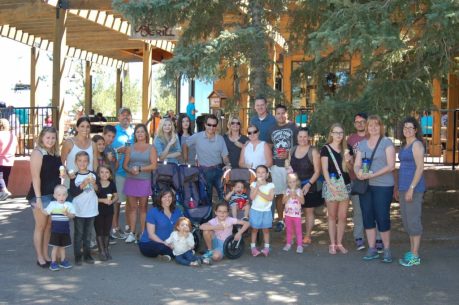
[158,254,171,262]
[0,192,7,201]
[296,246,304,254]
[125,232,136,243]
[282,244,291,251]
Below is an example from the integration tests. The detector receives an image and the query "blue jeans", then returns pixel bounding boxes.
[359,185,393,232]
[74,217,95,258]
[138,240,174,258]
[202,166,224,203]
[175,250,200,266]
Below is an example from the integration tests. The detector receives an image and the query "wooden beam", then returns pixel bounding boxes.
[52,7,67,145]
[429,79,443,156]
[30,46,39,137]
[67,0,113,10]
[444,73,459,163]
[115,67,122,112]
[142,43,152,123]
[85,61,92,115]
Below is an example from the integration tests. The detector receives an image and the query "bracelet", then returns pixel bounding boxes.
[36,196,42,199]
[307,182,313,186]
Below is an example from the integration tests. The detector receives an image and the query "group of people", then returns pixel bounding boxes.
[27,98,425,271]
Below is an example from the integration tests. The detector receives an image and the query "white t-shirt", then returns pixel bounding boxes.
[165,231,195,256]
[250,182,274,212]
[72,172,99,218]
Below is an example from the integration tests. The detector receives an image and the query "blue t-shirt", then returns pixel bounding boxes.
[249,114,277,142]
[186,103,196,121]
[112,124,134,177]
[139,207,183,242]
[153,135,182,164]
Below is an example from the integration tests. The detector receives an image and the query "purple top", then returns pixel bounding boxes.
[398,141,425,192]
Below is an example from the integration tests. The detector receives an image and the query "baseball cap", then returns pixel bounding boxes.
[118,107,132,116]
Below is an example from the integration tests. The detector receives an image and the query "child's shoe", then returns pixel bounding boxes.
[282,244,291,252]
[251,247,261,257]
[59,259,72,269]
[49,261,60,271]
[375,240,384,253]
[202,250,213,259]
[296,246,303,254]
[201,257,212,265]
[190,260,201,267]
[355,238,365,251]
[274,221,285,232]
[261,247,270,257]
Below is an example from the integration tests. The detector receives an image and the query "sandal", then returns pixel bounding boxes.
[329,244,336,255]
[302,236,312,244]
[336,244,348,254]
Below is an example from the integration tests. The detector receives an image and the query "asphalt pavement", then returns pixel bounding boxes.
[0,198,458,305]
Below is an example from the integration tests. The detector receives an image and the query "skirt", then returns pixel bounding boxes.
[124,178,152,197]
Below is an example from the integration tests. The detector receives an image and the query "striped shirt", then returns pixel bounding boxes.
[44,201,75,234]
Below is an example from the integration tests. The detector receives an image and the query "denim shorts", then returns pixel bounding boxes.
[249,209,273,229]
[29,194,54,210]
[212,238,225,254]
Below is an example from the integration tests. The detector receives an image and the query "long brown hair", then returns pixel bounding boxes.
[326,123,348,173]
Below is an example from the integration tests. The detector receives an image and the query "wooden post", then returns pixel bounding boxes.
[115,67,123,113]
[52,7,67,145]
[444,73,459,163]
[30,46,39,137]
[142,43,152,123]
[429,79,443,156]
[85,61,92,115]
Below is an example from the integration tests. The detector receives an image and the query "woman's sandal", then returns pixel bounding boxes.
[329,244,337,255]
[302,236,312,244]
[336,244,348,254]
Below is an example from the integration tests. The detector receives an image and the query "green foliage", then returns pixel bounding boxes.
[152,65,176,115]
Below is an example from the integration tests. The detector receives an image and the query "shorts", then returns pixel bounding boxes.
[212,238,225,254]
[302,191,324,208]
[124,178,152,197]
[399,191,424,236]
[29,194,54,210]
[115,175,127,203]
[249,209,272,229]
[270,165,287,195]
[49,232,72,247]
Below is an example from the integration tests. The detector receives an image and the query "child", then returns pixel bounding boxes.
[225,181,249,220]
[282,173,304,253]
[249,165,275,257]
[165,217,205,267]
[92,135,107,167]
[95,165,118,261]
[200,202,250,262]
[69,151,99,265]
[42,185,76,271]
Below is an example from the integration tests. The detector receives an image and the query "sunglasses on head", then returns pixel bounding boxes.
[247,130,258,135]
[206,123,218,127]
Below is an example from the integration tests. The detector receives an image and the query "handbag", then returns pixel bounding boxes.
[351,137,382,195]
[322,145,351,202]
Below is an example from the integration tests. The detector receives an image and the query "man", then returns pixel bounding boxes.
[145,108,161,138]
[268,104,298,232]
[185,114,231,203]
[249,97,277,142]
[347,112,383,251]
[186,96,198,132]
[111,107,134,241]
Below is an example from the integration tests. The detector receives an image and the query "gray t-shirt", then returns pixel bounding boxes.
[268,122,299,167]
[358,137,394,187]
[186,131,228,167]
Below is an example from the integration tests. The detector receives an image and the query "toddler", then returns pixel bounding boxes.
[225,181,249,220]
[200,202,249,262]
[282,173,304,253]
[42,185,76,271]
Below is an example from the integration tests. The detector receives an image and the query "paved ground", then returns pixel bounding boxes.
[0,197,458,305]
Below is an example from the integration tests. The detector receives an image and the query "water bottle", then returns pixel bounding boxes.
[362,153,370,174]
[188,197,196,209]
[330,173,337,185]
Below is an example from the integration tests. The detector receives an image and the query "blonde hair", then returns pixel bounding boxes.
[157,118,176,142]
[286,172,300,189]
[326,123,348,173]
[36,127,60,156]
[366,115,385,137]
[226,115,241,135]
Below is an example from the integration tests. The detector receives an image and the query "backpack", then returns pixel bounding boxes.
[179,165,209,209]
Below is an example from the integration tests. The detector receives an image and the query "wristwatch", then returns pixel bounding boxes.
[410,184,415,189]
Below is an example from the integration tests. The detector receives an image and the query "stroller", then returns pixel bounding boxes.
[151,162,181,203]
[222,168,257,220]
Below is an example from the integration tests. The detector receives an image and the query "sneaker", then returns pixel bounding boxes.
[111,228,127,240]
[375,240,384,254]
[274,221,285,232]
[363,248,379,260]
[0,192,8,201]
[190,260,201,267]
[261,247,270,257]
[90,241,98,250]
[84,255,95,264]
[282,244,291,252]
[403,251,413,260]
[59,259,72,269]
[296,246,303,254]
[75,256,82,266]
[251,247,261,257]
[109,236,117,245]
[355,238,366,251]
[49,261,60,271]
[158,255,172,262]
[202,250,213,259]
[125,232,136,243]
[201,257,212,265]
[381,249,393,263]
[399,255,421,267]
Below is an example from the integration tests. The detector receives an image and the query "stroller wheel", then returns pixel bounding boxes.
[223,235,245,259]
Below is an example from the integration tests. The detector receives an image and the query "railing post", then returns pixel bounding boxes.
[453,109,458,170]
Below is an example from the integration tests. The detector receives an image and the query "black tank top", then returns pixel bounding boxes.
[27,149,62,200]
[290,146,315,180]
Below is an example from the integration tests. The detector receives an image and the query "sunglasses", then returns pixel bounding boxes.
[206,123,218,127]
[247,130,259,135]
[231,121,241,125]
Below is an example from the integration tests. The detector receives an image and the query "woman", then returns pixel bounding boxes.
[354,115,395,263]
[138,189,183,260]
[321,123,352,254]
[26,127,62,267]
[177,114,196,164]
[239,125,272,169]
[396,117,425,267]
[223,116,248,168]
[61,116,98,177]
[123,124,157,243]
[0,119,17,199]
[153,118,181,164]
[287,127,323,245]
